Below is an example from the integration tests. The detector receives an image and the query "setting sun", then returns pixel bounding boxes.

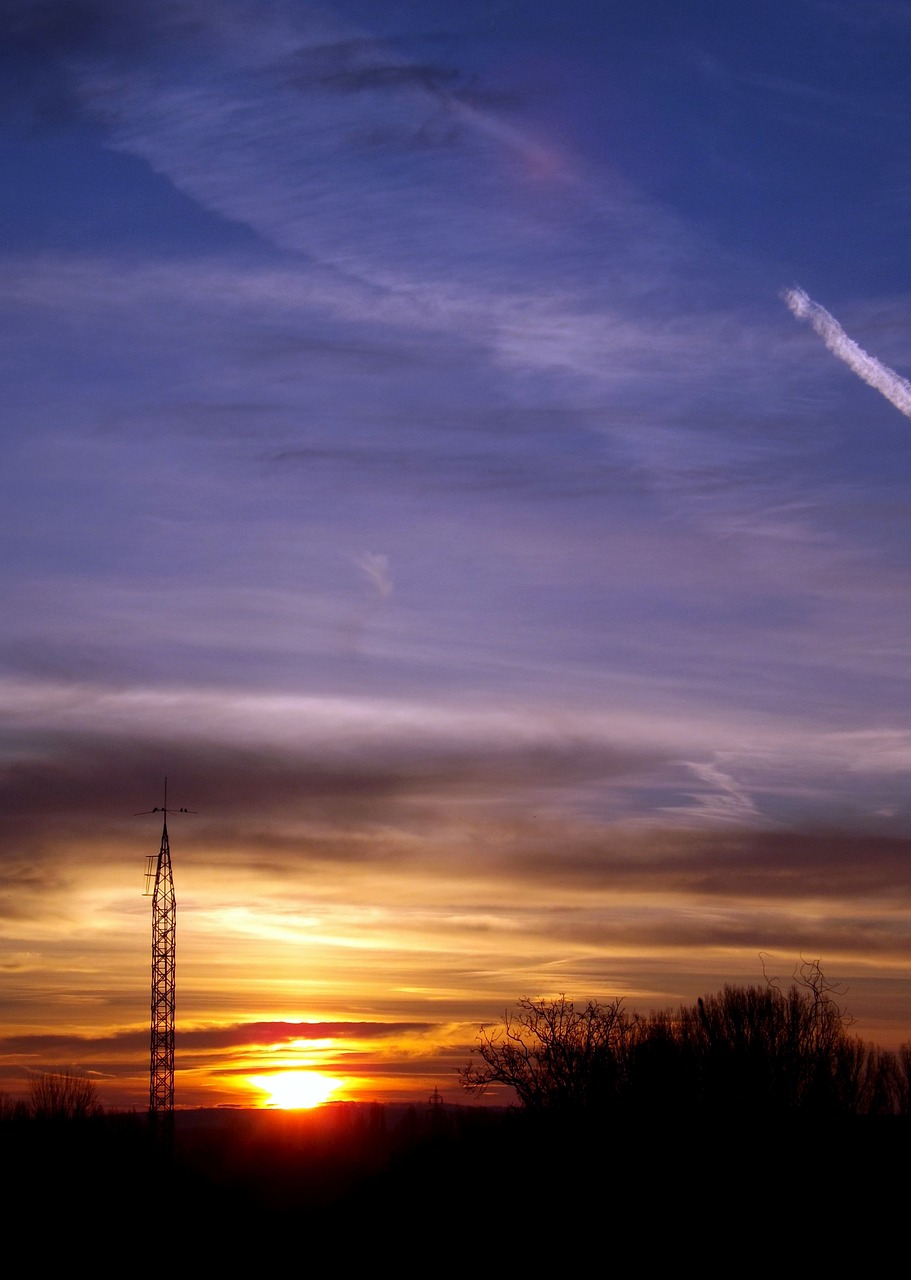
[250,1071,341,1109]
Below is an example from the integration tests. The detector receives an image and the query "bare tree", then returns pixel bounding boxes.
[28,1070,102,1121]
[0,1091,26,1122]
[460,995,630,1111]
[633,958,877,1116]
[462,963,897,1118]
[881,1042,911,1115]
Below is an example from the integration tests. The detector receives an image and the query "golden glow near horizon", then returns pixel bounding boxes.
[5,811,911,1115]
[250,1070,343,1109]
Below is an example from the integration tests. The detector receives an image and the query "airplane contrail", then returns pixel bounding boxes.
[783,286,911,421]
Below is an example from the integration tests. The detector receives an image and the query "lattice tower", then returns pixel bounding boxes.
[147,816,176,1119]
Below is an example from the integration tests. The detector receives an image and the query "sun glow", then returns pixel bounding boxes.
[250,1070,341,1109]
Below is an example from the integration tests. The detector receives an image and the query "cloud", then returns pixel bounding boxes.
[662,759,761,826]
[784,285,911,421]
[23,1,709,383]
[5,683,911,923]
[505,822,911,903]
[0,1019,434,1056]
[5,677,911,843]
[355,551,393,599]
[0,710,664,847]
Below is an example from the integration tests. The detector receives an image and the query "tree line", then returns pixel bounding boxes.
[460,960,911,1118]
[0,1069,102,1123]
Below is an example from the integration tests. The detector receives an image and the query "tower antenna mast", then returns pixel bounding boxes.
[137,778,194,1135]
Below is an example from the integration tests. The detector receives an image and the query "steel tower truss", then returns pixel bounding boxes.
[148,818,176,1119]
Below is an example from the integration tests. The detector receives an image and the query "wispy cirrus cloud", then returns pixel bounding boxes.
[355,551,393,599]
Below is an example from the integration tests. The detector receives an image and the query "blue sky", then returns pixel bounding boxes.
[3,0,911,1106]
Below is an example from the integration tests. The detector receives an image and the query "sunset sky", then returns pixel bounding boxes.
[4,0,911,1109]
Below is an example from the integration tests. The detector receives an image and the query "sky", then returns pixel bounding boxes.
[3,0,911,1109]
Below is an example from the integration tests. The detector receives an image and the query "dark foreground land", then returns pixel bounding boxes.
[4,1102,908,1262]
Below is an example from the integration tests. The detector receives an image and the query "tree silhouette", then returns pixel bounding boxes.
[460,994,630,1111]
[461,963,898,1118]
[28,1070,101,1121]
